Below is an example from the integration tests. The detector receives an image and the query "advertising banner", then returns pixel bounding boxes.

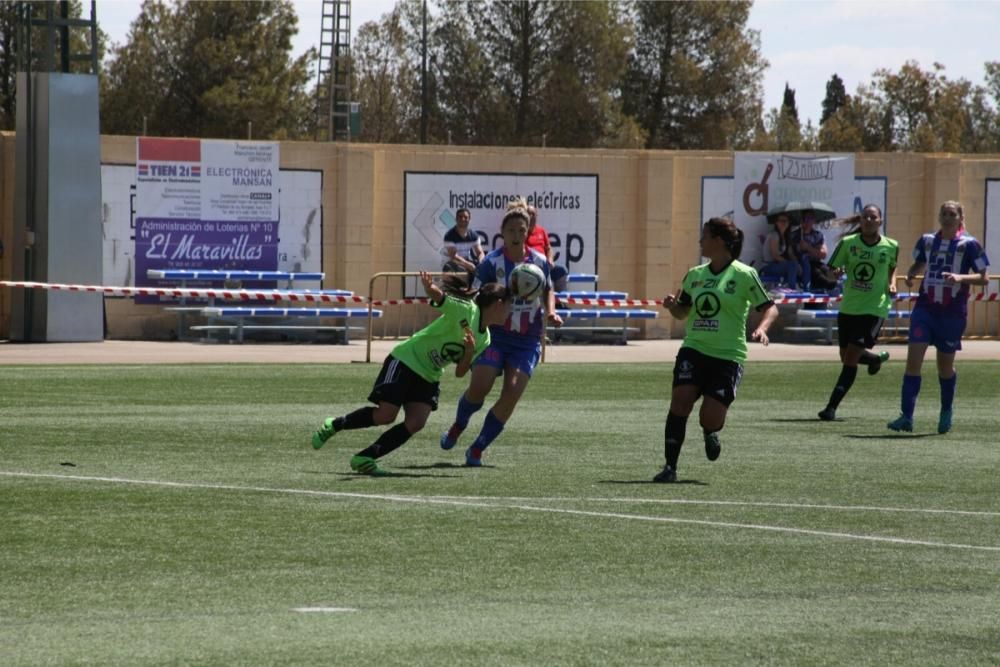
[403,172,598,276]
[733,152,855,267]
[134,138,280,299]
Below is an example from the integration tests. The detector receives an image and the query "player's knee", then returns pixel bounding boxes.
[372,405,399,425]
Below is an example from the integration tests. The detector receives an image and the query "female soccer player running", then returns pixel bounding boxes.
[818,204,899,421]
[439,201,563,466]
[654,217,778,483]
[310,272,510,476]
[888,200,990,433]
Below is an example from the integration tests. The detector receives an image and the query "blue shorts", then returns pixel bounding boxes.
[909,305,965,353]
[473,329,541,377]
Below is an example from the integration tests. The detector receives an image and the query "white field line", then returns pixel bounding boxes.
[3,471,999,553]
[292,607,357,613]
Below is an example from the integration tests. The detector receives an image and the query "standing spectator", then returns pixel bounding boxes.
[440,200,563,466]
[310,272,510,475]
[441,208,484,284]
[818,205,899,421]
[654,217,778,483]
[758,214,800,289]
[526,205,569,292]
[888,200,990,433]
[791,211,832,291]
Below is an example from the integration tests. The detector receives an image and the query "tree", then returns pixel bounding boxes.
[820,74,847,125]
[0,1,105,130]
[353,7,420,143]
[100,0,314,139]
[620,0,766,150]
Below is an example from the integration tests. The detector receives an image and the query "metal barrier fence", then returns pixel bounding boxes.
[364,271,469,363]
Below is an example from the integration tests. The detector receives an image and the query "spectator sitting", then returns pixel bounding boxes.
[526,205,568,292]
[441,208,484,284]
[792,211,836,291]
[758,214,800,289]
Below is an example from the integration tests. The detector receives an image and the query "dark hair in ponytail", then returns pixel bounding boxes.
[441,277,510,309]
[704,217,743,259]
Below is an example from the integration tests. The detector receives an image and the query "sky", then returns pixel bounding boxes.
[96,0,1000,126]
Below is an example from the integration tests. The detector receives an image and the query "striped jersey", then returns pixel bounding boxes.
[913,231,990,317]
[473,247,551,339]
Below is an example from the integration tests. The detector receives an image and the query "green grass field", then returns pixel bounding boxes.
[2,360,999,666]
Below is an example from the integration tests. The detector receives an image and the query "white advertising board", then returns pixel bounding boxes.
[404,172,598,275]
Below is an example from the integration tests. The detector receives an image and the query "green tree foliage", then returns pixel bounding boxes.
[353,7,419,143]
[820,73,847,125]
[100,0,314,139]
[620,0,766,149]
[0,1,105,130]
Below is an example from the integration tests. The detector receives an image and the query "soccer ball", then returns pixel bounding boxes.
[509,262,545,300]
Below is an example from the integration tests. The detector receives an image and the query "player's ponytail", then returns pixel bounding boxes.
[474,282,510,311]
[441,278,510,308]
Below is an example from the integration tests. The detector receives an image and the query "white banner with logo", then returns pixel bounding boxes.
[403,172,597,275]
[733,153,856,267]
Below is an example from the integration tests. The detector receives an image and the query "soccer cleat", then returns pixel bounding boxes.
[887,414,914,432]
[818,408,837,421]
[464,446,483,467]
[938,408,953,434]
[440,423,463,450]
[704,432,721,461]
[652,465,677,483]
[349,455,388,476]
[312,417,341,450]
[868,350,890,376]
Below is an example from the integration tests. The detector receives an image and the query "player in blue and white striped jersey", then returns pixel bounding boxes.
[440,200,563,466]
[888,200,991,434]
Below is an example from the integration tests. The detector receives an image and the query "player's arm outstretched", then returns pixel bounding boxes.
[420,271,444,304]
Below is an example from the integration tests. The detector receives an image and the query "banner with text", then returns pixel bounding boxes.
[404,172,597,277]
[734,152,855,267]
[135,138,280,300]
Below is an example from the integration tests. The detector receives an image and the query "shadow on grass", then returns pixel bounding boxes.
[843,433,939,440]
[771,418,836,423]
[598,479,709,486]
[301,469,463,479]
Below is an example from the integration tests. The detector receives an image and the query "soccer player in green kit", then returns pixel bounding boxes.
[654,217,779,483]
[310,271,510,475]
[818,204,899,421]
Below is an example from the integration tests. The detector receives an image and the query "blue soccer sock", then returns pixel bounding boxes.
[900,374,922,419]
[939,372,957,411]
[471,410,505,452]
[454,393,483,430]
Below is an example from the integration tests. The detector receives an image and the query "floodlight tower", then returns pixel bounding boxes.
[315,0,352,141]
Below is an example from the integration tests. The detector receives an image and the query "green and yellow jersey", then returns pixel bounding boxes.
[677,260,772,364]
[390,295,490,383]
[828,234,898,317]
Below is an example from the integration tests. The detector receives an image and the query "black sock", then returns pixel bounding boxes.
[826,365,858,411]
[340,406,376,431]
[664,411,688,468]
[357,423,412,460]
[858,351,878,366]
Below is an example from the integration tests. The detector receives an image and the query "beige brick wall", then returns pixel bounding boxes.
[2,133,999,339]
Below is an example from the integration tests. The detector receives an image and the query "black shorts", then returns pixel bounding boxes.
[672,346,744,407]
[837,313,884,350]
[368,355,440,409]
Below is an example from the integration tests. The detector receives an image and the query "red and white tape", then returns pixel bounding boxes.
[4,280,997,308]
[0,280,365,303]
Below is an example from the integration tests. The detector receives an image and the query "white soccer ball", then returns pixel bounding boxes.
[509,263,545,300]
